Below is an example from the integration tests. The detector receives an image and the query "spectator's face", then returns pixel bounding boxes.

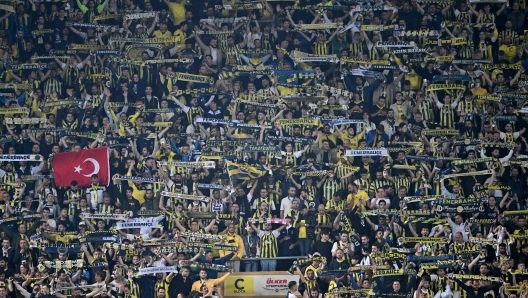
[335,250,343,259]
[361,236,368,245]
[292,200,299,210]
[393,282,401,291]
[210,38,218,48]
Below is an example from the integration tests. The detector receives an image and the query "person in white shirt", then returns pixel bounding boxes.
[280,186,299,218]
[286,281,299,298]
[447,214,468,242]
[119,227,159,242]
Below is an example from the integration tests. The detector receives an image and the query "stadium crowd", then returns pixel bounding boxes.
[0,0,527,297]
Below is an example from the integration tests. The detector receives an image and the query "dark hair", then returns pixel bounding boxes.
[288,281,297,289]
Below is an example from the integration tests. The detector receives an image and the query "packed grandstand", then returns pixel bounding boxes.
[0,0,524,297]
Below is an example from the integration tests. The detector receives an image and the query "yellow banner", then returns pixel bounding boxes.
[175,73,210,83]
[275,118,321,126]
[427,84,466,91]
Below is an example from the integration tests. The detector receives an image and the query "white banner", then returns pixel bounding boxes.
[160,191,210,202]
[196,118,236,125]
[329,119,365,132]
[224,274,301,296]
[346,149,388,156]
[138,266,178,275]
[116,220,160,230]
[81,213,129,220]
[0,154,44,161]
[157,161,216,168]
[376,41,415,48]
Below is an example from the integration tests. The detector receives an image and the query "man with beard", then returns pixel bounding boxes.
[229,189,251,219]
[379,109,397,139]
[0,163,17,194]
[257,76,278,97]
[152,271,176,297]
[195,35,221,67]
[496,122,526,144]
[155,288,167,298]
[479,147,513,177]
[328,249,350,286]
[250,221,286,271]
[249,182,275,215]
[190,268,232,292]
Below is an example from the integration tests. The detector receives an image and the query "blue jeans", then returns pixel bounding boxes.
[298,238,312,256]
[244,261,258,272]
[260,259,276,271]
[69,215,77,226]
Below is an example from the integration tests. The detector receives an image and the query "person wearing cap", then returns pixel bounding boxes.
[304,252,325,278]
[153,20,173,46]
[78,221,86,233]
[131,19,157,38]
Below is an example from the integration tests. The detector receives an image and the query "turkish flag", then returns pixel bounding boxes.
[53,147,110,188]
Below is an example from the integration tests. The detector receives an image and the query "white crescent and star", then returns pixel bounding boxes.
[73,158,101,177]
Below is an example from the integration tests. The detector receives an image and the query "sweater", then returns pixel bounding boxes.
[190,273,231,292]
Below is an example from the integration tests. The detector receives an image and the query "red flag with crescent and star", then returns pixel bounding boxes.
[53,147,110,188]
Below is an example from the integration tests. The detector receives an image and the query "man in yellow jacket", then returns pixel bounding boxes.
[191,269,232,292]
[219,223,244,272]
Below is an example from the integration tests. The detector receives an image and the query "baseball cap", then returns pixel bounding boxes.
[136,24,143,29]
